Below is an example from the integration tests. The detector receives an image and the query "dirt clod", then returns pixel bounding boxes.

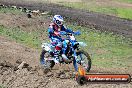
[16,59,22,64]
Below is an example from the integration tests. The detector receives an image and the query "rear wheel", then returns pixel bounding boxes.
[40,50,55,69]
[76,50,91,72]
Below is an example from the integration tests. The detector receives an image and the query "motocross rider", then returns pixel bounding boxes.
[48,15,80,71]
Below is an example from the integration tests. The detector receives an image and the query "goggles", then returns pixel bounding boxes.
[56,20,63,26]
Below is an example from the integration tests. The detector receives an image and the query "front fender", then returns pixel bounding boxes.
[78,42,87,47]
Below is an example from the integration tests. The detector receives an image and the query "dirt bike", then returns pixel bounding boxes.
[40,32,91,72]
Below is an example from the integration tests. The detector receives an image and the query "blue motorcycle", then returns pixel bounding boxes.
[40,32,91,72]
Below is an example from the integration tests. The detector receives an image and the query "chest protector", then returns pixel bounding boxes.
[50,23,62,32]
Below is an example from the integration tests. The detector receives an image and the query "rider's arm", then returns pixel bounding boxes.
[62,25,74,33]
[48,26,54,34]
[65,28,74,33]
[48,27,54,40]
[48,25,60,36]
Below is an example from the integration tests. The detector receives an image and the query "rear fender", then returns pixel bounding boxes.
[41,43,52,51]
[45,57,54,61]
[45,57,58,63]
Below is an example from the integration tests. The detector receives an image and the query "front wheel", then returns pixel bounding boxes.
[76,50,91,72]
[40,50,55,69]
[76,76,87,85]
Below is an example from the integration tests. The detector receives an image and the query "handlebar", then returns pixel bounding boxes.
[59,30,81,36]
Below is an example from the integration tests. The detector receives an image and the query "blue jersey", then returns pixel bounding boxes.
[48,23,73,40]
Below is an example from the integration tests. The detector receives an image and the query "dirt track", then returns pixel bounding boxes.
[0,36,132,88]
[0,0,132,38]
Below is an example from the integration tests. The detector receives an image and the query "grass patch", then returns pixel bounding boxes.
[116,0,132,3]
[0,25,41,49]
[0,85,5,88]
[56,1,132,19]
[68,25,132,68]
[0,7,22,14]
[91,7,132,19]
[117,8,132,19]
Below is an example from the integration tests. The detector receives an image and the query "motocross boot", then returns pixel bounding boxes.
[62,54,73,63]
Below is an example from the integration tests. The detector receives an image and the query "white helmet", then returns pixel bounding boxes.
[53,15,64,26]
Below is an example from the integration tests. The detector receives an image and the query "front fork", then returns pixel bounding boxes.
[73,50,83,72]
[73,50,79,72]
[40,57,45,64]
[40,50,46,65]
[73,57,78,71]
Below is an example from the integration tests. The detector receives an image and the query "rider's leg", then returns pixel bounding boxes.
[61,42,73,63]
[50,37,62,63]
[61,54,73,63]
[54,42,62,63]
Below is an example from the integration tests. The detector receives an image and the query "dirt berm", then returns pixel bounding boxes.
[0,0,132,38]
